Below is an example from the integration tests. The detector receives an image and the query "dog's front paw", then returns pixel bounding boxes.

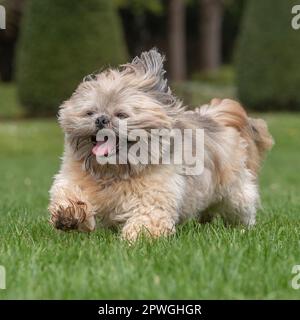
[49,200,95,232]
[121,217,175,242]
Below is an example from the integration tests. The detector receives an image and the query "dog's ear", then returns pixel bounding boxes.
[123,48,171,95]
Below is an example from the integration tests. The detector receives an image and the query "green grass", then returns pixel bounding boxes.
[0,84,25,119]
[174,81,236,108]
[173,65,236,107]
[0,114,300,299]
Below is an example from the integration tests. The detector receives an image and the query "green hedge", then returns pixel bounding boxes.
[17,0,128,115]
[236,0,300,110]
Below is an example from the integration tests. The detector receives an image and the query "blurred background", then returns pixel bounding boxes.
[1,0,300,118]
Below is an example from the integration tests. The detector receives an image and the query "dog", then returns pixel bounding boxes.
[49,49,273,241]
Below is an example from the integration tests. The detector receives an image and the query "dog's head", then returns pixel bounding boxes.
[59,49,183,177]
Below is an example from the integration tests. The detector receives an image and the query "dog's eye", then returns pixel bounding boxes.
[115,112,129,119]
[86,111,95,116]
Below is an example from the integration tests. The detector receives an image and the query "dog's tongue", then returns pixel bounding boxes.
[92,140,114,157]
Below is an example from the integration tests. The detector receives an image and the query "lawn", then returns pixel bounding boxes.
[0,84,24,119]
[0,114,300,299]
[0,99,300,298]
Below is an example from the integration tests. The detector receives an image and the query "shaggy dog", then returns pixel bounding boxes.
[49,49,273,241]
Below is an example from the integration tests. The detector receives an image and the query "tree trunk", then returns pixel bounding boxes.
[199,0,224,72]
[168,0,186,82]
[0,42,15,82]
[0,0,25,81]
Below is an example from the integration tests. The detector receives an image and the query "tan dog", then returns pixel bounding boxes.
[49,49,273,241]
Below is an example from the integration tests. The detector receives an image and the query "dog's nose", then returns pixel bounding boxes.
[95,115,110,129]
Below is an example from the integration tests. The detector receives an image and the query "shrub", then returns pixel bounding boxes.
[17,0,128,115]
[236,0,300,110]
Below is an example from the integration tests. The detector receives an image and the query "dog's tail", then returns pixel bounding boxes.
[196,98,274,167]
[248,117,274,157]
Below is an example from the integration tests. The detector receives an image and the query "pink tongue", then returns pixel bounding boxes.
[92,141,113,157]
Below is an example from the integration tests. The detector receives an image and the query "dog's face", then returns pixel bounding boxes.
[59,49,183,176]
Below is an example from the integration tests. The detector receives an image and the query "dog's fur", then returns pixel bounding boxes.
[49,49,273,241]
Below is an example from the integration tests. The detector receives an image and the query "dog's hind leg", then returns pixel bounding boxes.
[198,205,218,224]
[220,171,260,227]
